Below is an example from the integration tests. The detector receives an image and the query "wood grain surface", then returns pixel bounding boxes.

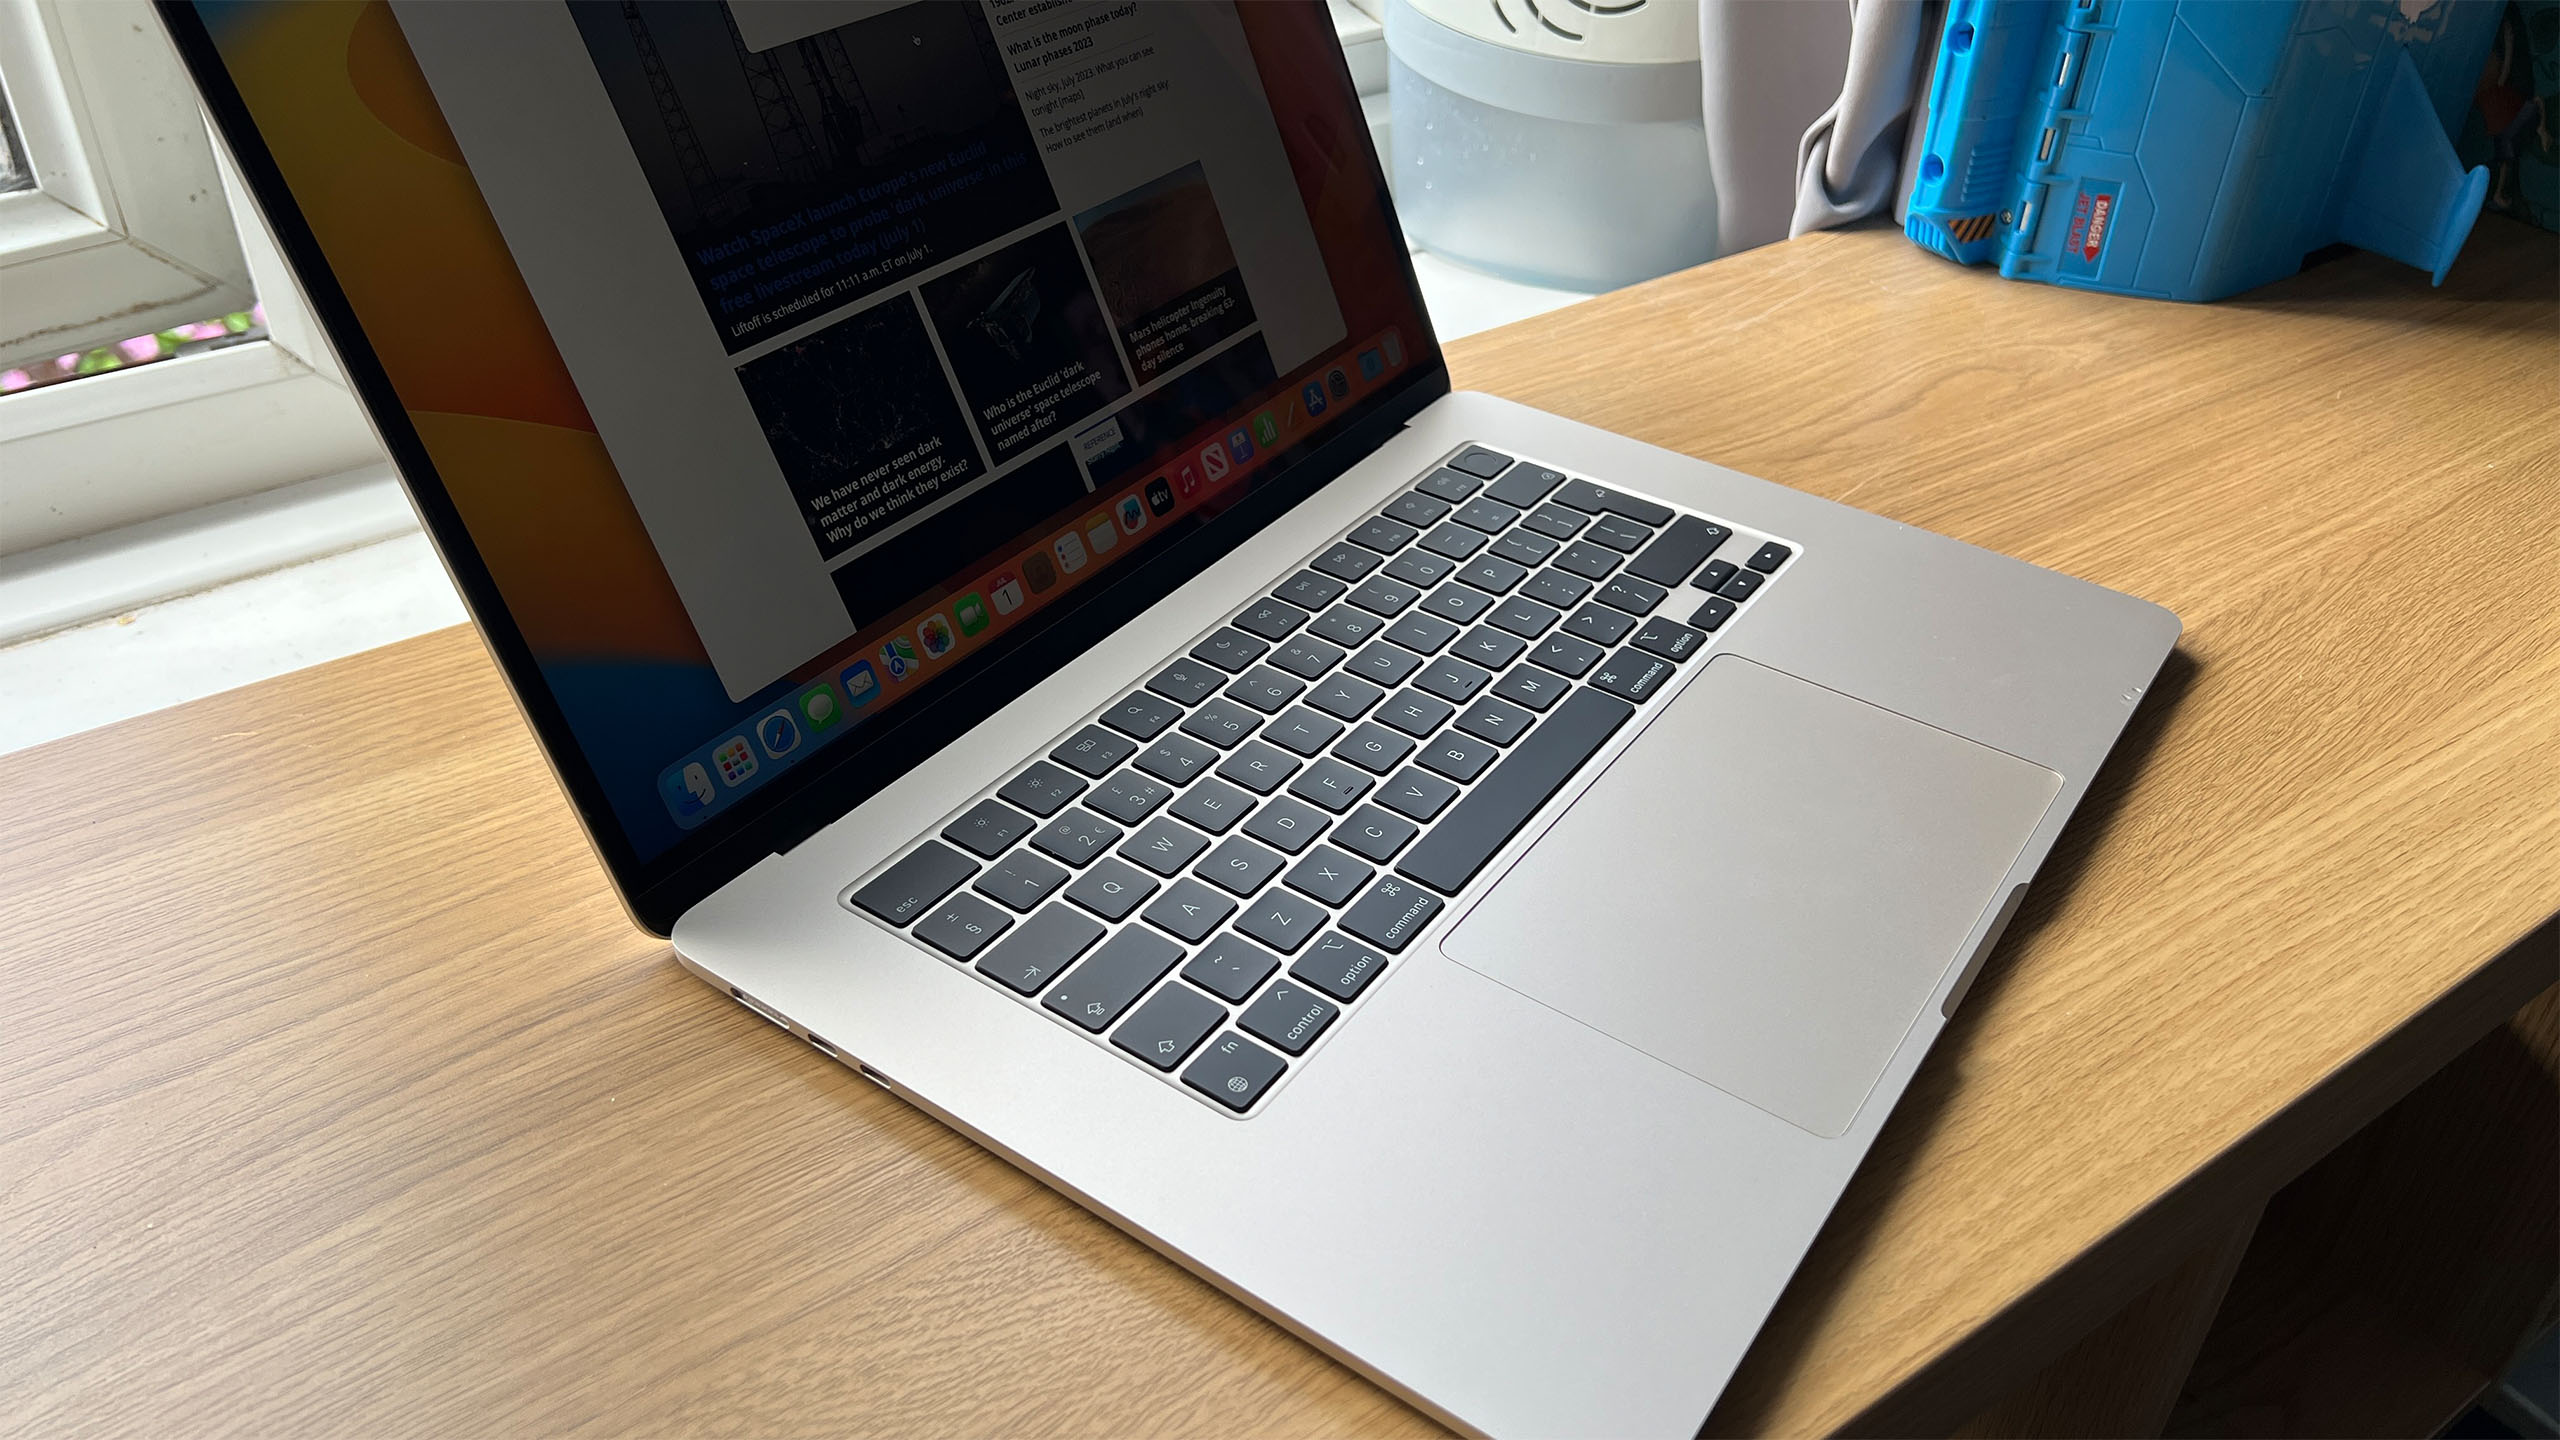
[5,219,2555,1438]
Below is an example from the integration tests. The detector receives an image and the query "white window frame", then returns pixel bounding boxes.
[0,0,388,626]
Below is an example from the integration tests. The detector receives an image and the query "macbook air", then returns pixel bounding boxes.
[166,3,2179,1432]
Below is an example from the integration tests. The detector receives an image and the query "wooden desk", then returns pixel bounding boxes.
[7,220,2555,1437]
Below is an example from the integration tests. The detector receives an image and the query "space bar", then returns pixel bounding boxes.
[1396,687,1638,895]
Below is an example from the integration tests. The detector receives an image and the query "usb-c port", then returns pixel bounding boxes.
[806,1033,839,1059]
[856,1063,894,1093]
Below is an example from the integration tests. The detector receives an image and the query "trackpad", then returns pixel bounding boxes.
[1442,656,2061,1137]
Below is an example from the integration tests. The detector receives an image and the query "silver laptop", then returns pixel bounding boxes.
[169,2,2177,1432]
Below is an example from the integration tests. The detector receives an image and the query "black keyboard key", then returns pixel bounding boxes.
[1553,541,1622,581]
[1307,604,1382,649]
[1262,707,1345,756]
[1417,730,1499,783]
[1287,757,1374,812]
[1625,515,1731,586]
[1491,529,1559,567]
[1483,461,1567,508]
[1102,692,1181,741]
[1243,794,1333,854]
[1382,612,1460,655]
[1455,696,1536,747]
[1216,741,1302,796]
[1183,1032,1287,1111]
[1417,522,1487,561]
[1270,635,1347,680]
[1522,569,1594,609]
[1064,857,1161,921]
[1310,542,1381,583]
[1379,688,1456,737]
[1383,547,1459,590]
[1349,515,1419,554]
[1119,817,1210,876]
[1284,845,1375,906]
[1718,569,1766,602]
[1591,642,1675,699]
[1689,595,1738,630]
[1148,658,1226,705]
[1420,582,1497,626]
[997,762,1085,817]
[1747,540,1793,573]
[1692,559,1738,593]
[1143,877,1237,942]
[1291,932,1390,1002]
[1339,875,1445,953]
[1178,697,1262,749]
[1454,625,1530,670]
[1530,630,1605,677]
[1051,725,1139,777]
[1346,640,1424,687]
[1594,574,1669,615]
[1184,934,1282,1003]
[1585,514,1654,553]
[1235,597,1310,642]
[1225,665,1305,714]
[1489,594,1561,639]
[977,903,1107,994]
[1236,887,1328,953]
[1190,627,1270,672]
[1332,722,1416,775]
[1631,616,1708,662]
[1564,602,1638,647]
[1379,767,1460,821]
[1031,808,1122,867]
[1412,656,1492,705]
[1133,732,1217,785]
[1307,671,1386,720]
[1044,927,1182,1032]
[1348,575,1423,617]
[1170,777,1255,834]
[1112,983,1227,1071]
[1398,688,1634,894]
[1520,503,1588,541]
[1384,490,1453,528]
[1087,770,1173,825]
[1195,835,1286,896]
[913,891,1014,960]
[1553,480,1673,527]
[1453,496,1523,534]
[851,841,978,926]
[972,848,1070,912]
[1414,467,1483,504]
[1457,554,1530,594]
[1240,982,1337,1054]
[1448,446,1512,479]
[1333,806,1419,864]
[1276,569,1348,611]
[1491,664,1569,712]
[941,799,1035,858]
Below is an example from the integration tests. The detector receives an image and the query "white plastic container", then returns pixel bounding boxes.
[1387,0,1716,292]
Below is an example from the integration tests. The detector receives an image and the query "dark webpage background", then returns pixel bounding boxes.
[581,1,1436,866]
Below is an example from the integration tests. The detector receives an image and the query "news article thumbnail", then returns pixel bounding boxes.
[570,0,1057,352]
[1073,164,1258,381]
[919,224,1133,463]
[738,293,986,564]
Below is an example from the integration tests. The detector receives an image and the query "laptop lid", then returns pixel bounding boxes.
[161,0,1445,934]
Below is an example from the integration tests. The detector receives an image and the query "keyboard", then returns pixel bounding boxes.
[846,445,1798,1115]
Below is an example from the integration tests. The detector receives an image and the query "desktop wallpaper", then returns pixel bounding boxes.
[196,1,1426,867]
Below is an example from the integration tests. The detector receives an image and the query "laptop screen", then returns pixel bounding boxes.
[179,1,1435,901]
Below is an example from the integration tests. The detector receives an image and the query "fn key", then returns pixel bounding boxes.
[1182,1032,1288,1112]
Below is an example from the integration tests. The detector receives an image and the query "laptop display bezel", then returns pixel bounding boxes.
[156,0,1450,936]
